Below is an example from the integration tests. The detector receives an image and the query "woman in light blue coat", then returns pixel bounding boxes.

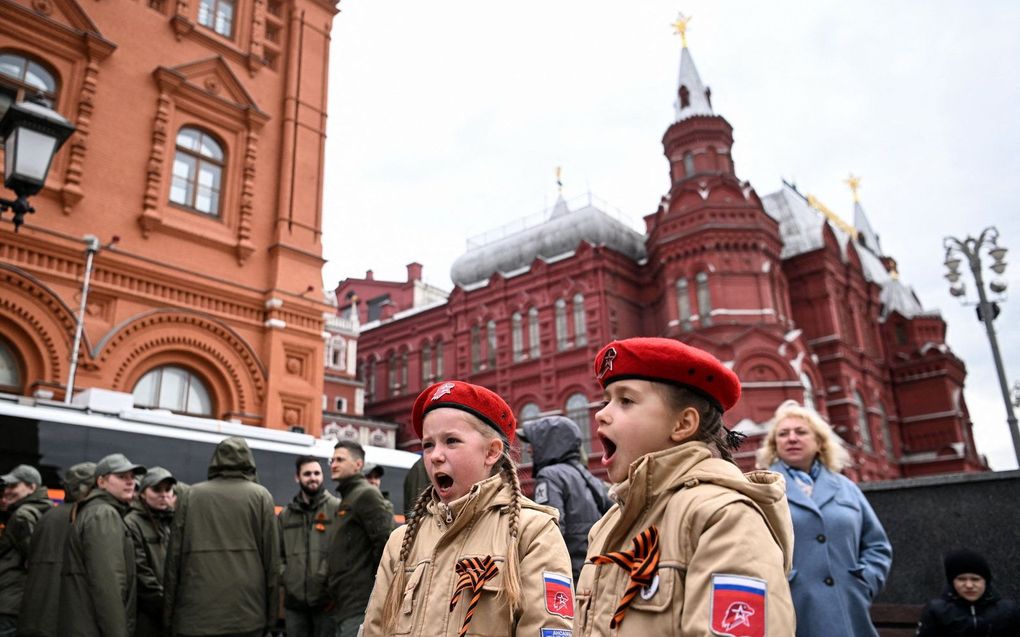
[757,400,893,637]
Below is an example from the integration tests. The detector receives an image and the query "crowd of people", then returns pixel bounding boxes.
[1,336,1018,636]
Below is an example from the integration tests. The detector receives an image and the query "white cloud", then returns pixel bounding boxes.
[322,1,1020,469]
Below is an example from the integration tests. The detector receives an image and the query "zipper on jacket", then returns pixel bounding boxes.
[970,604,976,629]
[438,502,453,524]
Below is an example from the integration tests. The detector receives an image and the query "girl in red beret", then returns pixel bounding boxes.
[575,337,796,637]
[361,381,574,637]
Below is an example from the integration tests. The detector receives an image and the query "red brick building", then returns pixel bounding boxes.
[333,43,986,480]
[1,0,338,434]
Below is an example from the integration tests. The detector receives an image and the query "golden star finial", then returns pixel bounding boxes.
[845,173,862,203]
[672,12,691,48]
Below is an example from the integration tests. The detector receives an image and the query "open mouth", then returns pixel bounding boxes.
[599,434,617,464]
[434,473,454,492]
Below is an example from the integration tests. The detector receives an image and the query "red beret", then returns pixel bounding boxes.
[411,381,516,444]
[593,337,741,412]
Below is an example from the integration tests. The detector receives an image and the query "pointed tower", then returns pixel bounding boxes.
[643,17,816,439]
[848,174,883,255]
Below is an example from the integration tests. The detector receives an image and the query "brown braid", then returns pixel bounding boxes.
[498,451,523,617]
[380,485,433,631]
[656,385,740,464]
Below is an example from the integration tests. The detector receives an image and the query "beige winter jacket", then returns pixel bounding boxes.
[362,474,575,637]
[575,441,796,637]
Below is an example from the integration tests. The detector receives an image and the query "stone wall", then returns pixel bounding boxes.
[861,469,1020,605]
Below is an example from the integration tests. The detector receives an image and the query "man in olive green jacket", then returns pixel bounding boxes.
[326,441,393,637]
[59,453,147,637]
[18,462,95,637]
[0,465,54,636]
[279,456,340,637]
[125,467,177,637]
[164,436,280,637]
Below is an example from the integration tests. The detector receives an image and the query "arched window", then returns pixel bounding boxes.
[486,320,497,368]
[528,307,540,358]
[800,371,815,411]
[170,127,224,216]
[517,402,541,465]
[878,403,894,457]
[198,0,235,37]
[400,351,408,390]
[471,324,481,372]
[435,339,444,379]
[555,299,568,351]
[365,359,376,400]
[676,278,691,330]
[0,339,21,391]
[132,366,212,416]
[334,397,347,413]
[683,152,695,177]
[421,342,432,383]
[679,85,690,109]
[326,335,346,370]
[387,352,397,395]
[696,271,712,326]
[0,52,58,124]
[573,294,587,346]
[566,393,592,452]
[854,391,872,452]
[511,312,523,362]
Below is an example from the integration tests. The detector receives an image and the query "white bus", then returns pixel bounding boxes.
[0,389,419,515]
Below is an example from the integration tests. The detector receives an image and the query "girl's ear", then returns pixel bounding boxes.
[669,406,700,443]
[484,437,504,469]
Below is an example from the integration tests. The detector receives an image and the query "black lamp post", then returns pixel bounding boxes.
[0,94,76,231]
[943,226,1019,467]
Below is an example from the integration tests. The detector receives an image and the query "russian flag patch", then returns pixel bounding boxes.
[710,574,766,637]
[542,572,574,619]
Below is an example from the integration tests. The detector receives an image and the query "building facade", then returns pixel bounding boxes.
[0,0,338,434]
[335,40,986,480]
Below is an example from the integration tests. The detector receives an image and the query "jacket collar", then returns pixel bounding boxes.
[770,460,840,513]
[80,487,131,515]
[289,488,331,511]
[9,485,52,512]
[425,473,509,530]
[335,472,368,499]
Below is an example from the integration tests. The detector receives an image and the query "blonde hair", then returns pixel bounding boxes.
[755,399,851,471]
[380,410,524,631]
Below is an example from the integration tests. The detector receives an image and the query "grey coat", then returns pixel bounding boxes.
[771,461,893,637]
[521,416,610,581]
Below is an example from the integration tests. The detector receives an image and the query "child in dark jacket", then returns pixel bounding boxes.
[917,549,1020,637]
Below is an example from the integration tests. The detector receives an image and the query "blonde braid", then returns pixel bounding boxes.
[498,452,523,616]
[381,486,432,630]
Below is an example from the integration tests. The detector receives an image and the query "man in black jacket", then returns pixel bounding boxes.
[326,441,393,637]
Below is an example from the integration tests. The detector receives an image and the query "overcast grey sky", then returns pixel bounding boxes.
[321,1,1020,469]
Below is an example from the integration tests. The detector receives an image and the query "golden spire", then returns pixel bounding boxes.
[845,173,862,203]
[555,166,563,194]
[672,12,691,48]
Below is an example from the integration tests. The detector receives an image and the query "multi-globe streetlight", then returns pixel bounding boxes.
[943,227,1019,466]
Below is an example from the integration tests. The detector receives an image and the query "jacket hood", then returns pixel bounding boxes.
[521,416,582,472]
[207,436,258,481]
[622,441,795,573]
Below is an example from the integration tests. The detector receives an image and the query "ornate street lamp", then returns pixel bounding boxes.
[0,94,76,231]
[943,226,1019,466]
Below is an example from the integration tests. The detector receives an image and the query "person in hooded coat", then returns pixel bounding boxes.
[164,436,281,637]
[916,549,1020,637]
[18,462,96,637]
[518,415,610,581]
